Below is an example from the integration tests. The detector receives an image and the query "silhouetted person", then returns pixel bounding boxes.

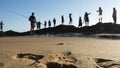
[112,7,117,24]
[69,13,73,25]
[84,12,91,26]
[0,21,4,32]
[36,21,41,30]
[44,21,47,28]
[97,7,103,23]
[28,12,36,35]
[48,20,51,28]
[78,17,82,28]
[61,15,64,24]
[53,18,56,27]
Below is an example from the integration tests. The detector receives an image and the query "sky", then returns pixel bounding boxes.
[0,0,120,32]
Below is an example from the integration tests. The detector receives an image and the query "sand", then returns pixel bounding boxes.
[0,36,120,68]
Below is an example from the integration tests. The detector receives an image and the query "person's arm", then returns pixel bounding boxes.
[88,13,91,15]
[97,10,99,12]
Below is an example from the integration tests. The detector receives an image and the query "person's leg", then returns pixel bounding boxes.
[101,15,103,22]
[1,26,3,31]
[114,17,116,24]
[101,18,102,22]
[32,26,35,35]
[33,27,34,34]
[30,24,34,35]
[87,21,89,26]
[0,26,1,31]
[98,15,100,22]
[99,18,100,22]
[30,23,32,34]
[113,17,115,24]
[30,28,32,35]
[85,22,86,26]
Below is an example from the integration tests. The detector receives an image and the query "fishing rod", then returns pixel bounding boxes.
[9,11,45,26]
[9,11,29,18]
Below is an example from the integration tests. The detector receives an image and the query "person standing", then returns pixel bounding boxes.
[61,15,64,24]
[69,13,73,25]
[84,12,91,26]
[28,12,36,35]
[48,20,51,28]
[0,21,4,32]
[112,7,117,24]
[97,7,103,23]
[44,21,47,28]
[53,18,56,27]
[78,17,82,28]
[36,21,41,30]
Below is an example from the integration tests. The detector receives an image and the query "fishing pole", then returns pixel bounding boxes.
[9,11,45,26]
[9,11,28,18]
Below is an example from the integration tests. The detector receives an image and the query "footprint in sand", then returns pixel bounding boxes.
[17,53,44,62]
[94,58,120,68]
[0,62,4,67]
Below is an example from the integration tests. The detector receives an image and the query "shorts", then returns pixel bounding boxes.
[31,22,35,28]
[99,15,102,19]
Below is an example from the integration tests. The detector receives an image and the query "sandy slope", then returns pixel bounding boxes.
[0,36,120,68]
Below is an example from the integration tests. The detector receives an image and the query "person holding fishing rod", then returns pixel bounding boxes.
[28,12,36,35]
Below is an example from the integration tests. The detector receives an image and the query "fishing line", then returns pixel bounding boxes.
[9,11,28,18]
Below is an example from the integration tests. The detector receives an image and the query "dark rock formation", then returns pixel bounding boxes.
[1,23,120,36]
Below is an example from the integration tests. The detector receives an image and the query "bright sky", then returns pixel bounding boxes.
[0,0,120,32]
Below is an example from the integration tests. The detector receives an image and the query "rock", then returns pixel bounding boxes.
[63,51,72,56]
[58,43,64,45]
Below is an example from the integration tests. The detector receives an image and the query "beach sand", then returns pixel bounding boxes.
[0,36,120,68]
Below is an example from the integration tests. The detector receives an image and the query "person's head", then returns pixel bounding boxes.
[69,13,72,16]
[113,7,116,10]
[79,16,81,19]
[32,12,34,16]
[85,12,87,14]
[99,7,101,10]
